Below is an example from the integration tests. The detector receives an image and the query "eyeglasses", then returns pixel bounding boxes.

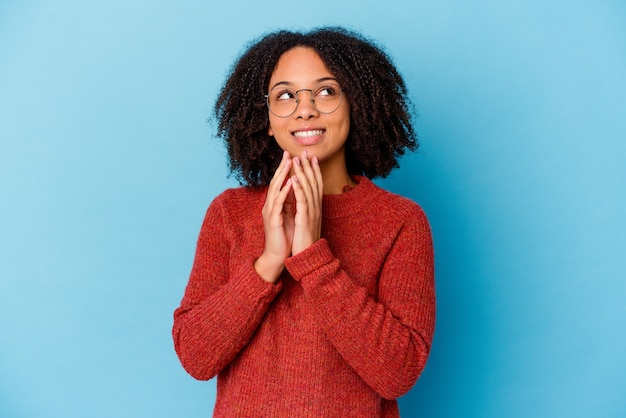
[265,83,343,118]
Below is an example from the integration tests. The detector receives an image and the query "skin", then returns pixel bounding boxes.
[254,47,357,283]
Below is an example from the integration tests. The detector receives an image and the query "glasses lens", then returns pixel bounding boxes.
[267,88,297,118]
[313,84,342,114]
[267,84,342,117]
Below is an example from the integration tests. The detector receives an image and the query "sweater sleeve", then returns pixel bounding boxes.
[284,206,435,399]
[172,194,282,380]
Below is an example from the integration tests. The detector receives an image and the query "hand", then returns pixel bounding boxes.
[255,151,295,283]
[290,150,323,255]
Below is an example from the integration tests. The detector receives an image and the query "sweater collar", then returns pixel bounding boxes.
[322,176,378,219]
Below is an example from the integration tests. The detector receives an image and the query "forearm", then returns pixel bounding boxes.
[173,259,281,380]
[285,239,435,399]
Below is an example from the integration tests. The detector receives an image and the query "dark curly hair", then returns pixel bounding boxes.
[214,26,418,187]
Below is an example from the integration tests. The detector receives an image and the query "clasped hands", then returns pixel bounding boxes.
[255,150,323,283]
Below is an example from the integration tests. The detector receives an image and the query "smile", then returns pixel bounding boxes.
[293,129,324,138]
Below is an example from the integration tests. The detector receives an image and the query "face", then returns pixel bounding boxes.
[267,47,350,170]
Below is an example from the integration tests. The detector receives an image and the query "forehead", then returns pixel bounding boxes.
[269,47,335,87]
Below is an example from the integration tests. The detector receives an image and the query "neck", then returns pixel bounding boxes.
[319,160,357,195]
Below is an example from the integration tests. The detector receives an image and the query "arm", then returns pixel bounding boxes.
[172,195,282,380]
[284,209,435,399]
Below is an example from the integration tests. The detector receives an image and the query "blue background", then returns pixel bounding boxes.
[1,1,624,417]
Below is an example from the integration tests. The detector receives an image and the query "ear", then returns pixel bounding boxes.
[268,126,274,136]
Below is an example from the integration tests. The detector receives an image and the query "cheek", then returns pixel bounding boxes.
[339,103,351,131]
[337,108,351,133]
[267,114,284,137]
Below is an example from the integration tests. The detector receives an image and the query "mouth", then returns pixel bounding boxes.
[292,129,325,138]
[291,129,325,145]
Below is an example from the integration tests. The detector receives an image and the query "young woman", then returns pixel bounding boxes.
[173,27,435,417]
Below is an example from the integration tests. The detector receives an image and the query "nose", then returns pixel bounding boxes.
[294,89,319,118]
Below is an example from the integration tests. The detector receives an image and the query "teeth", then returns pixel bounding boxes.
[293,130,323,138]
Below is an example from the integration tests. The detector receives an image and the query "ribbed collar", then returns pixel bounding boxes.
[322,176,379,219]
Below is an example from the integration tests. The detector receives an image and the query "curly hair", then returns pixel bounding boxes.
[214,27,418,187]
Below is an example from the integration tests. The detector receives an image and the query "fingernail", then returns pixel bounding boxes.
[283,150,288,160]
[294,157,300,165]
[312,156,318,165]
[303,150,308,159]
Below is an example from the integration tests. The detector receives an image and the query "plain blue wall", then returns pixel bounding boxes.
[1,1,624,417]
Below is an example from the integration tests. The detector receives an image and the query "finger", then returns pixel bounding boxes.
[311,156,324,199]
[300,151,319,197]
[296,151,320,213]
[268,152,292,198]
[298,150,315,178]
[273,177,293,212]
[292,156,315,210]
[268,178,293,226]
[299,151,322,208]
[291,174,310,222]
[263,152,291,219]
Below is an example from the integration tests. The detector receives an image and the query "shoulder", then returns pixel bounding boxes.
[366,182,434,256]
[196,185,266,243]
[362,177,429,224]
[210,185,266,209]
[204,185,267,225]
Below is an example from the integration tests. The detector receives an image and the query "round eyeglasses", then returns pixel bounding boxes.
[265,83,343,118]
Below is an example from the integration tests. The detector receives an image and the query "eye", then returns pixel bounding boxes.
[275,90,296,101]
[316,85,340,97]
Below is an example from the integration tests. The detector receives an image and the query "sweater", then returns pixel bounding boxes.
[172,176,435,417]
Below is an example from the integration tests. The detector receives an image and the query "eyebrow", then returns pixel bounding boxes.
[269,77,339,91]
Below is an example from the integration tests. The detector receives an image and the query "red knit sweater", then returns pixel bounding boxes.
[173,176,435,417]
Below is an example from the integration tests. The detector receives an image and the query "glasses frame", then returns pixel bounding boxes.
[264,84,344,118]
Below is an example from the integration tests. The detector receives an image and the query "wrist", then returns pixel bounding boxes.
[254,253,284,284]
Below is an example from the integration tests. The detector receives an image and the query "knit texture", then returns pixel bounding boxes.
[173,176,435,417]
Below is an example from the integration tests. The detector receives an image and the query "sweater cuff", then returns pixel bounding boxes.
[231,257,283,304]
[284,239,335,282]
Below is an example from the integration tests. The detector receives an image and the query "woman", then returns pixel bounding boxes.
[173,27,435,417]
